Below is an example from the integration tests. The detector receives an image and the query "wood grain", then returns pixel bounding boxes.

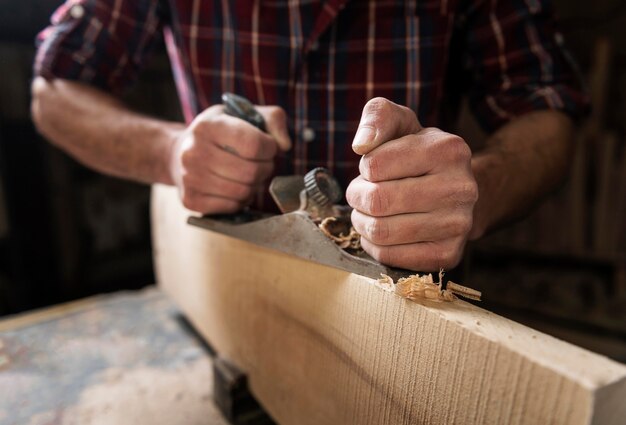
[152,184,626,425]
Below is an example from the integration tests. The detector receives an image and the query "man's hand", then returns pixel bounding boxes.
[170,104,291,214]
[346,98,478,271]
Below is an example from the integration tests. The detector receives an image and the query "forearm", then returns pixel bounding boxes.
[469,110,575,239]
[31,77,184,185]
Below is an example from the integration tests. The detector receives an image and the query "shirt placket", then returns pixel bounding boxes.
[291,0,349,176]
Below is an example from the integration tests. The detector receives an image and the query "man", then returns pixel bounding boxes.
[31,1,588,272]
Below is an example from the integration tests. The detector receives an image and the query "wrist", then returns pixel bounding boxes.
[468,151,506,241]
[159,122,186,187]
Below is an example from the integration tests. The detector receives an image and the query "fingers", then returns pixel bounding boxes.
[181,168,258,203]
[358,129,471,182]
[182,141,274,185]
[257,106,292,151]
[173,102,288,214]
[180,189,243,215]
[346,174,478,217]
[351,209,473,246]
[192,114,278,160]
[348,99,476,271]
[349,178,474,271]
[192,104,292,158]
[352,97,422,155]
[359,237,466,271]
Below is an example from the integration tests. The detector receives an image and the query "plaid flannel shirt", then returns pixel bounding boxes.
[35,0,588,196]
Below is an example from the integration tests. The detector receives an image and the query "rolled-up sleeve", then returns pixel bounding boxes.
[34,0,163,93]
[462,0,590,131]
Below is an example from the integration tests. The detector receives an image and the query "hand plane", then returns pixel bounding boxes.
[187,93,412,281]
[188,167,413,281]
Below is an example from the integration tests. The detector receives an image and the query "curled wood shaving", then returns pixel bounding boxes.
[376,269,481,303]
[319,217,362,250]
[446,282,482,301]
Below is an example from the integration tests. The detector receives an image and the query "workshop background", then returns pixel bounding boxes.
[0,0,624,362]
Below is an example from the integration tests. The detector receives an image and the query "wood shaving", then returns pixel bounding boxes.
[376,269,481,303]
[319,217,362,250]
[316,210,482,303]
[446,281,482,301]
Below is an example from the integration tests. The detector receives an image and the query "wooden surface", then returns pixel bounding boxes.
[152,184,626,425]
[0,287,227,425]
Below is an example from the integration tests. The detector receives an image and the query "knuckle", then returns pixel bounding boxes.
[180,149,195,167]
[443,135,471,163]
[207,104,223,114]
[365,97,394,123]
[428,244,447,269]
[448,215,472,237]
[345,182,357,207]
[367,97,392,113]
[361,154,382,181]
[366,218,390,244]
[431,242,463,269]
[364,184,386,216]
[268,106,287,123]
[190,125,203,139]
[467,180,479,203]
[191,119,214,138]
[378,246,392,265]
[454,180,479,205]
[369,243,391,265]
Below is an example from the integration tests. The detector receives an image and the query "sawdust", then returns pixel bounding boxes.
[0,355,9,370]
[51,358,226,425]
[316,208,481,303]
[376,270,481,303]
[318,217,361,250]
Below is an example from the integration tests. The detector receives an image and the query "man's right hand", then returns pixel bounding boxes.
[170,104,291,214]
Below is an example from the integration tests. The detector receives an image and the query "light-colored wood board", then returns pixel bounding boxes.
[0,294,107,332]
[151,184,626,425]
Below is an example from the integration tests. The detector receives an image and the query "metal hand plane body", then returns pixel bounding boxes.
[188,169,410,282]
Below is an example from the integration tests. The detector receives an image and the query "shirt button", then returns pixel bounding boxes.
[70,4,85,19]
[302,127,316,143]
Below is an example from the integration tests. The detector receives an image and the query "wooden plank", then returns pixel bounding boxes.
[0,294,107,332]
[151,184,626,425]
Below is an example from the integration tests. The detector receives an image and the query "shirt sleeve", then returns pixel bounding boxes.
[461,0,590,132]
[34,0,164,93]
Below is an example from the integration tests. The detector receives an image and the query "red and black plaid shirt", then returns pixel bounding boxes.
[35,0,588,190]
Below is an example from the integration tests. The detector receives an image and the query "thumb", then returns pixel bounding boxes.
[352,97,422,155]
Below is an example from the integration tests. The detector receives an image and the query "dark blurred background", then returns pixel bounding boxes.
[0,1,624,361]
[0,0,182,315]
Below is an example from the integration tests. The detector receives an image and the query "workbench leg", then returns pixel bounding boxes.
[175,314,275,425]
[213,356,275,425]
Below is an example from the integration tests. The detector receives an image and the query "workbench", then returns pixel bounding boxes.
[0,287,229,425]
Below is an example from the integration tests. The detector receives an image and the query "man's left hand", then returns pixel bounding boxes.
[346,97,478,271]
